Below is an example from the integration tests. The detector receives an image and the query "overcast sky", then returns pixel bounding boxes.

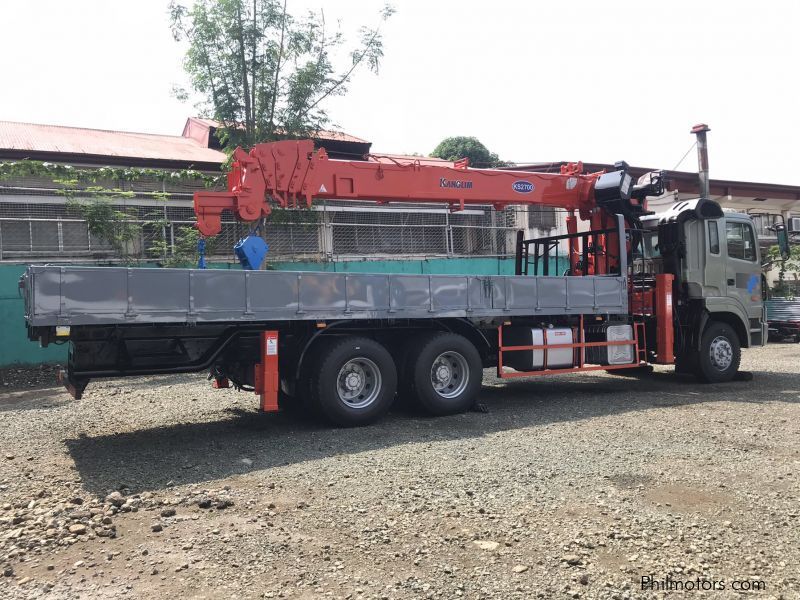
[1,0,798,184]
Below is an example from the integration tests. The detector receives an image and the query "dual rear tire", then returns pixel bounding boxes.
[401,332,482,416]
[304,332,482,426]
[306,336,397,427]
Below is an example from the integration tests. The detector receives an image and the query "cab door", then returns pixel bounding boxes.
[724,218,763,328]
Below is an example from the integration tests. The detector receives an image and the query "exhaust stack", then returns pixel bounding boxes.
[691,123,711,200]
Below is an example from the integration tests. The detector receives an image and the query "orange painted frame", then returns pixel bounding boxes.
[654,273,675,364]
[253,330,280,412]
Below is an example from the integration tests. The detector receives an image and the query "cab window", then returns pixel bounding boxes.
[642,231,660,258]
[708,221,720,254]
[725,221,756,261]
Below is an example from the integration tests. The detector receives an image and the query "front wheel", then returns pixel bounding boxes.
[695,321,741,383]
[308,336,397,426]
[406,332,482,416]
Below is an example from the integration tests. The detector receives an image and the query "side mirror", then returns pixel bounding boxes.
[776,224,791,261]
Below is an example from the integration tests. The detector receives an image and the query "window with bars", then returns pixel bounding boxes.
[0,195,523,261]
[528,206,557,230]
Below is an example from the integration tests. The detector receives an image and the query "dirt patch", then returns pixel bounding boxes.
[1,345,799,599]
[0,364,62,392]
[643,483,734,514]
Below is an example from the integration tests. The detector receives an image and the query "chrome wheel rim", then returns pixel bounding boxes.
[336,358,381,409]
[430,351,469,399]
[709,336,733,371]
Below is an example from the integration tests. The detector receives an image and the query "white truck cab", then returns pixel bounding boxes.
[639,199,767,382]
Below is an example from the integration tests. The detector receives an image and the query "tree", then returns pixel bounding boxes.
[766,243,800,297]
[169,0,394,149]
[430,136,509,168]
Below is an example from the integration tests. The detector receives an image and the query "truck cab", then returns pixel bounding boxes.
[639,199,767,381]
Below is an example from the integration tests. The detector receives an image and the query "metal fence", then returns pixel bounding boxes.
[0,176,562,263]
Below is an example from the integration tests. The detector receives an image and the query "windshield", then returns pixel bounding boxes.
[640,231,660,259]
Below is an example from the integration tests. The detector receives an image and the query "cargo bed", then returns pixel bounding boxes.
[22,265,629,327]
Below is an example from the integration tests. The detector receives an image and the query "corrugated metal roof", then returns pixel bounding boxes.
[369,153,454,167]
[0,120,226,164]
[0,118,452,174]
[0,118,370,166]
[514,160,800,210]
[183,117,369,144]
[316,130,369,144]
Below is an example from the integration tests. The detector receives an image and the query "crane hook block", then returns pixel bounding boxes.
[234,234,269,270]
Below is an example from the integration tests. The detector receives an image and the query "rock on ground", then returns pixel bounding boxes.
[0,345,798,599]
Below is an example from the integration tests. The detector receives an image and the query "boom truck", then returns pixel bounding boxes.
[21,128,773,426]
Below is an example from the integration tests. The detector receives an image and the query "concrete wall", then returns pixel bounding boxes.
[1,256,566,366]
[269,257,517,275]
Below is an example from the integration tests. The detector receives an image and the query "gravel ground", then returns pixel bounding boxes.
[0,344,798,600]
[0,365,61,391]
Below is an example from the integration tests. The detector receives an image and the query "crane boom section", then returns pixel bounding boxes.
[194,139,602,237]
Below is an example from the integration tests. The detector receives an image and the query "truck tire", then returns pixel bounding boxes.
[406,332,482,416]
[308,336,397,426]
[695,321,741,383]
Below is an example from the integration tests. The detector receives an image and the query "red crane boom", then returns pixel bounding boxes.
[193,139,629,237]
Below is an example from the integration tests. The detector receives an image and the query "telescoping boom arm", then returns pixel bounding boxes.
[193,139,658,237]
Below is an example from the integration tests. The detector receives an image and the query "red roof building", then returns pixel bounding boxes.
[0,117,374,170]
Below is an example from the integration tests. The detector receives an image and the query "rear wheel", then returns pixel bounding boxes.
[308,336,397,426]
[406,332,482,416]
[695,321,741,383]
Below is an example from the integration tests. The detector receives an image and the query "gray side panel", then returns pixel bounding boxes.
[390,276,430,314]
[31,269,61,316]
[348,275,390,311]
[193,271,246,312]
[432,276,469,311]
[250,271,298,313]
[299,273,346,312]
[536,278,568,308]
[130,270,190,316]
[25,266,629,326]
[506,277,538,310]
[595,277,626,307]
[566,277,594,308]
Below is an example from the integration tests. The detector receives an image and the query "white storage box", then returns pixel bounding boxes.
[503,327,575,371]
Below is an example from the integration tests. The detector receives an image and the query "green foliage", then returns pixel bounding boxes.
[268,206,319,227]
[169,0,394,148]
[0,159,228,263]
[766,244,800,297]
[148,225,215,267]
[0,159,223,187]
[66,196,142,262]
[430,136,508,168]
[766,244,800,268]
